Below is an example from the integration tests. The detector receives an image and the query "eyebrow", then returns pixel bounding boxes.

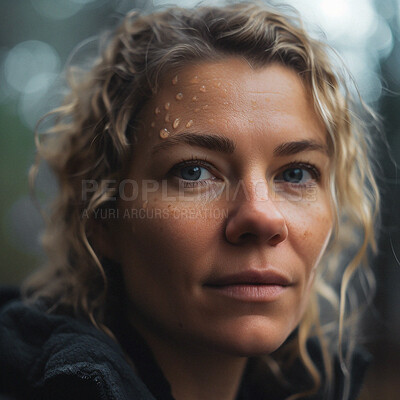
[151,132,236,156]
[151,132,327,157]
[273,139,328,156]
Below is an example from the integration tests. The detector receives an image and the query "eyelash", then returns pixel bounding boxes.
[169,156,321,188]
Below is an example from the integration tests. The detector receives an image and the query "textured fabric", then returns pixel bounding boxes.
[0,287,155,400]
[0,286,371,400]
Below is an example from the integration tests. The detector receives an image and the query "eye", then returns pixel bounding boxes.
[275,162,320,185]
[177,165,214,181]
[281,167,311,183]
[169,158,219,187]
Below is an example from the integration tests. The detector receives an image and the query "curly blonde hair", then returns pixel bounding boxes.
[22,2,380,399]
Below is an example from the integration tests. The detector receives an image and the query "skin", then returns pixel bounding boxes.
[105,58,333,400]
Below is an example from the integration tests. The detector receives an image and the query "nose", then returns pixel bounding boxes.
[224,181,288,246]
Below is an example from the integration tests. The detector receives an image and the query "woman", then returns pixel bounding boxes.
[0,2,379,399]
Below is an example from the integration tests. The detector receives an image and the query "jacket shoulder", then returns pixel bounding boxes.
[0,286,155,400]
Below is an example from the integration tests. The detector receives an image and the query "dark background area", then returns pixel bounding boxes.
[0,1,399,398]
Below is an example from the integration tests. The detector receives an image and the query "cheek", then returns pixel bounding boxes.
[114,200,225,326]
[116,198,223,273]
[285,199,333,274]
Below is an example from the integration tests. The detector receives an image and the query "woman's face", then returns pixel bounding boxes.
[109,58,333,356]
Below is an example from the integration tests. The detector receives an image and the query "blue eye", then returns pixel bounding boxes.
[170,159,217,186]
[275,163,319,184]
[179,165,214,181]
[282,167,309,183]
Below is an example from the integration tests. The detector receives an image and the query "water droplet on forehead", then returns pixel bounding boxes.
[199,86,206,93]
[186,120,194,128]
[165,113,170,122]
[176,93,183,100]
[172,75,178,85]
[159,128,170,139]
[173,118,181,129]
[155,107,161,115]
[190,76,199,84]
[164,102,170,110]
[202,105,209,110]
[151,121,155,128]
[208,118,215,124]
[192,96,198,101]
[194,108,200,113]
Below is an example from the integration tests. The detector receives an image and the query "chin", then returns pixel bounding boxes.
[205,318,295,357]
[225,337,289,357]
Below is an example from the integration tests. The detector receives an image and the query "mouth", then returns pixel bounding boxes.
[203,269,292,302]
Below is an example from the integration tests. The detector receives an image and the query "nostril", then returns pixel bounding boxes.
[236,232,284,246]
[238,232,256,242]
[268,233,283,246]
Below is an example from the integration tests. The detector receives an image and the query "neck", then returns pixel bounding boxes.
[131,320,248,400]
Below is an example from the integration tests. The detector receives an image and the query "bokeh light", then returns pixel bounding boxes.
[2,40,61,129]
[3,40,60,94]
[31,0,96,20]
[18,73,60,130]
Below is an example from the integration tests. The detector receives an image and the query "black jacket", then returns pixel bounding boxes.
[0,286,370,400]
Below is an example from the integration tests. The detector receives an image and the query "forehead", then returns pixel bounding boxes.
[154,58,309,112]
[136,58,326,149]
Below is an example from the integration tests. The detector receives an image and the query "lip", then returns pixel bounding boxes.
[203,269,292,302]
[204,269,292,286]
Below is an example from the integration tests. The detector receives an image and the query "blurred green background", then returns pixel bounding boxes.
[0,0,399,398]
